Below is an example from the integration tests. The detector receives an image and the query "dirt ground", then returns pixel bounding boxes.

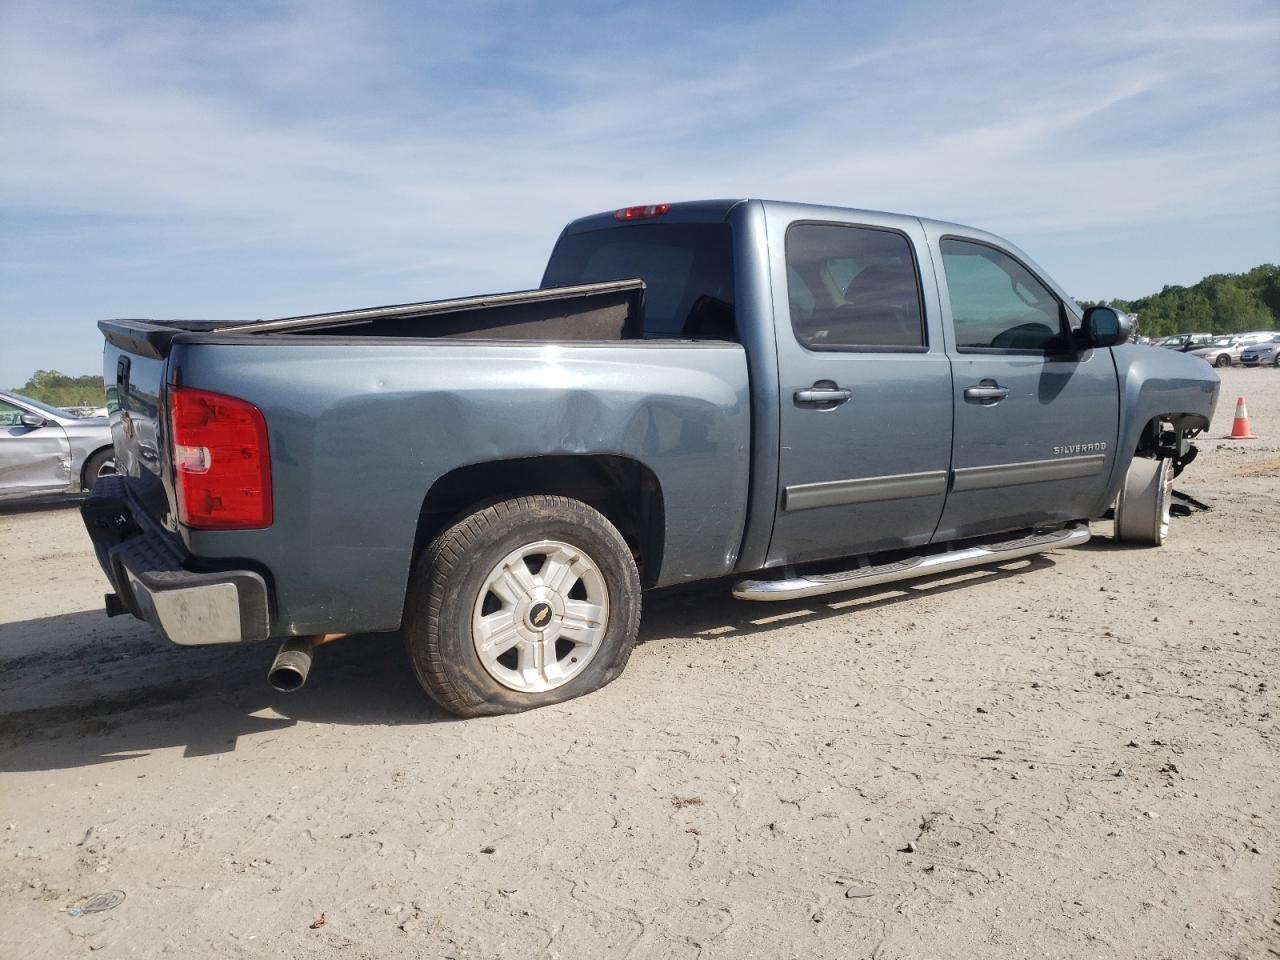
[1,366,1277,960]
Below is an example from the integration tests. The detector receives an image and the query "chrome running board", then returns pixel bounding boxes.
[732,524,1090,601]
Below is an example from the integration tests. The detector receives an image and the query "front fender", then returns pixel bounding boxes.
[1097,344,1220,511]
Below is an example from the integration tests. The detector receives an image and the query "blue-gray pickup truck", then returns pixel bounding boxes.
[82,199,1220,716]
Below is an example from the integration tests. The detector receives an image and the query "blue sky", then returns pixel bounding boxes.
[1,0,1278,387]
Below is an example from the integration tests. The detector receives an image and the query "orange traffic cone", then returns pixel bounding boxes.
[1222,396,1258,439]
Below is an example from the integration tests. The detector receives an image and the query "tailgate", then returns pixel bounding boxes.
[98,317,250,511]
[100,323,183,524]
[104,339,166,484]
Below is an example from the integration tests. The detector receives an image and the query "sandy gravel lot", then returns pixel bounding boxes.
[2,366,1278,959]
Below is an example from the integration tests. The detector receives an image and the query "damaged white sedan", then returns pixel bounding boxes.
[0,390,116,501]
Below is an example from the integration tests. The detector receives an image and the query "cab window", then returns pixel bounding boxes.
[785,222,926,350]
[940,239,1068,353]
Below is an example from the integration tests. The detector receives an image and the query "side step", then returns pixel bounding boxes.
[732,524,1090,601]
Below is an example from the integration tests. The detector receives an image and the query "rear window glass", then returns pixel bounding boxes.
[542,223,735,340]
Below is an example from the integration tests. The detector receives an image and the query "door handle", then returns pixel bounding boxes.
[964,383,1009,404]
[795,384,852,406]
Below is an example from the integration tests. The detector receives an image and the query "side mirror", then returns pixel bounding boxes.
[19,412,47,429]
[1080,306,1130,349]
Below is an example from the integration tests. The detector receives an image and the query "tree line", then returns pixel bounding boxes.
[1080,263,1280,338]
[8,370,107,407]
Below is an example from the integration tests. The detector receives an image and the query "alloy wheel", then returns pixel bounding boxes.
[471,540,609,693]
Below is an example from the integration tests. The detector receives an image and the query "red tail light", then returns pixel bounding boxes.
[613,203,670,221]
[169,386,272,529]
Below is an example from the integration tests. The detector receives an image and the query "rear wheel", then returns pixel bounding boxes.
[1114,456,1172,546]
[402,495,642,717]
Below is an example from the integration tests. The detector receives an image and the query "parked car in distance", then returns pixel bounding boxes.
[0,391,116,502]
[83,199,1220,717]
[1241,334,1280,367]
[1161,333,1214,351]
[1188,332,1276,368]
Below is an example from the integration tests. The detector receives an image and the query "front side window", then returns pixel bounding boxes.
[785,223,925,349]
[940,239,1066,352]
[0,401,25,427]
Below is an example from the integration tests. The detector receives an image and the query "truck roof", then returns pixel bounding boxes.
[561,199,749,233]
[563,198,991,240]
[560,199,1080,317]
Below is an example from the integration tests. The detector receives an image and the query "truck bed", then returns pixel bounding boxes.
[97,277,751,637]
[98,279,648,359]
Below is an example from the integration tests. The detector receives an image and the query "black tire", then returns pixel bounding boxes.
[1215,354,1231,368]
[82,448,116,492]
[403,495,642,717]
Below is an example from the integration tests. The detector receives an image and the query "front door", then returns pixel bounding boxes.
[931,236,1119,540]
[766,213,953,565]
[0,399,71,500]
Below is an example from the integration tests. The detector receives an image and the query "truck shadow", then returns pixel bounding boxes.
[0,613,441,772]
[0,496,86,515]
[0,556,1054,772]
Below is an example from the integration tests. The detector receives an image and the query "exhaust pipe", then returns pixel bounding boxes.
[268,637,315,692]
[267,633,348,693]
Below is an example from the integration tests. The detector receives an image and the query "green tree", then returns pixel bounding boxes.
[1240,264,1280,315]
[1210,284,1269,332]
[1086,265,1280,336]
[10,370,107,408]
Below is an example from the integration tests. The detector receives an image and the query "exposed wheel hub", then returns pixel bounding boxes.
[1115,456,1172,545]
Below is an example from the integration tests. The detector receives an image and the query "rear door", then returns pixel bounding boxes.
[0,398,71,499]
[765,210,953,564]
[931,235,1119,540]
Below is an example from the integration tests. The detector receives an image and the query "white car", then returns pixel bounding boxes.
[1240,335,1280,367]
[0,391,116,501]
[1188,331,1276,368]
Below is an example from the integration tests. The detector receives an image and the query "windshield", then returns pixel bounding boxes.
[542,222,736,340]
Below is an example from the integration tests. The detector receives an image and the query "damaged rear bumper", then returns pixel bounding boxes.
[81,475,270,646]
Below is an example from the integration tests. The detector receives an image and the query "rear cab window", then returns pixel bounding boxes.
[542,223,736,340]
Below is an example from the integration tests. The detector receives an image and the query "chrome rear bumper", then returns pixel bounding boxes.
[81,476,270,645]
[119,562,269,646]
